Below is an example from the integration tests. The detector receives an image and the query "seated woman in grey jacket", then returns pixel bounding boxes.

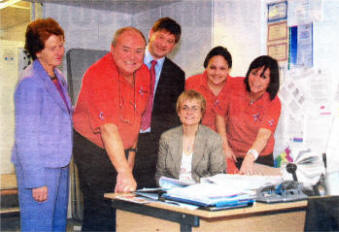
[155,90,226,185]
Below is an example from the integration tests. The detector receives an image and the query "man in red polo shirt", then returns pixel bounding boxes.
[72,27,150,231]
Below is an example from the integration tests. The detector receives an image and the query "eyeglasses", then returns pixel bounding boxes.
[119,73,136,124]
[181,105,201,113]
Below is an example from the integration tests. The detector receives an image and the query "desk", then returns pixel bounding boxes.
[105,193,307,232]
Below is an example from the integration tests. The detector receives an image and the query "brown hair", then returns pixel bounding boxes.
[25,18,64,60]
[244,55,280,100]
[176,90,206,117]
[151,17,181,43]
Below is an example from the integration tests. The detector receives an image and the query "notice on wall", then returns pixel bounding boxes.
[288,0,323,26]
[268,21,288,42]
[288,23,313,69]
[267,21,288,62]
[268,1,288,23]
[266,1,288,64]
[325,83,339,173]
[268,43,288,63]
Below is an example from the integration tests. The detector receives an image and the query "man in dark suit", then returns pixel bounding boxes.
[134,17,185,188]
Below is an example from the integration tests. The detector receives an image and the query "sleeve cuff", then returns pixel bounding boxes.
[247,149,259,160]
[23,167,45,189]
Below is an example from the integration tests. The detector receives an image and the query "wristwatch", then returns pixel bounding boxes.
[128,148,137,153]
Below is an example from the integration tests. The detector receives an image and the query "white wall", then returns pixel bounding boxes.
[134,0,213,77]
[0,40,24,174]
[43,3,132,51]
[311,0,339,172]
[43,0,269,77]
[44,1,213,77]
[213,0,265,77]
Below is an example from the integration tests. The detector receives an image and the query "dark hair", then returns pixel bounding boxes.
[203,46,232,69]
[25,18,64,60]
[244,55,280,100]
[176,90,206,118]
[111,26,146,47]
[151,17,181,43]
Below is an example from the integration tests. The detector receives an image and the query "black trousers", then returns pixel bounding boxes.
[73,130,119,231]
[134,132,158,188]
[235,153,274,170]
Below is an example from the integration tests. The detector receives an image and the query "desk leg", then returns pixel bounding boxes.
[180,223,192,232]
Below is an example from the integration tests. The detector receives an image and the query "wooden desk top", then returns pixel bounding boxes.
[104,193,307,219]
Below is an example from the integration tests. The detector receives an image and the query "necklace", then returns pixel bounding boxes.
[49,73,56,80]
[183,134,196,154]
[185,142,194,153]
[118,72,136,124]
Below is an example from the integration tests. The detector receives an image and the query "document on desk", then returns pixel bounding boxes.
[115,194,152,204]
[161,174,283,208]
[159,176,195,189]
[164,182,256,207]
[135,187,165,200]
[201,174,283,190]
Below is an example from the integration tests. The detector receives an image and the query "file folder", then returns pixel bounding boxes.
[161,193,254,210]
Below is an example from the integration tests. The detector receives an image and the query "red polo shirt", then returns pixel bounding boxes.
[216,79,281,158]
[185,71,240,131]
[73,53,150,149]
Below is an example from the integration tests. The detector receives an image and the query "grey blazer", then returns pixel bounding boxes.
[155,125,226,185]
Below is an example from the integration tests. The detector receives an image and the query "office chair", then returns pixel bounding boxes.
[304,196,339,231]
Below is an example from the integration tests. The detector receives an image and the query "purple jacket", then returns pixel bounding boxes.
[12,60,73,188]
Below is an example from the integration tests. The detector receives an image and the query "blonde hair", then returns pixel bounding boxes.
[176,90,206,117]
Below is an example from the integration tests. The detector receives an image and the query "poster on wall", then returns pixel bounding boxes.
[267,0,289,64]
[267,1,288,23]
[268,43,288,62]
[288,23,313,69]
[267,21,288,62]
[267,21,288,42]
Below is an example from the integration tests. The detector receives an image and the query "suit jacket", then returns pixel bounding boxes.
[151,57,185,144]
[12,60,73,188]
[155,125,226,184]
[134,57,185,188]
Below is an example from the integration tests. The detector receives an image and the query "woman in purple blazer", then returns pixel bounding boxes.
[12,18,72,231]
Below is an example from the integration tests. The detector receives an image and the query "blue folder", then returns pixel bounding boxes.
[161,193,254,210]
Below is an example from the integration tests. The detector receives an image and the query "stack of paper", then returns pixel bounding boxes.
[201,173,283,190]
[162,174,283,208]
[158,176,194,189]
[164,182,255,207]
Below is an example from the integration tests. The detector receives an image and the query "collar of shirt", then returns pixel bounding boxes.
[200,71,209,90]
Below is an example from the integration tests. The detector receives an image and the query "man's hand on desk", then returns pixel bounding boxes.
[115,170,137,193]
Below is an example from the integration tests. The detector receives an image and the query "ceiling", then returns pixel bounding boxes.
[24,0,180,14]
[0,1,30,31]
[0,0,181,32]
